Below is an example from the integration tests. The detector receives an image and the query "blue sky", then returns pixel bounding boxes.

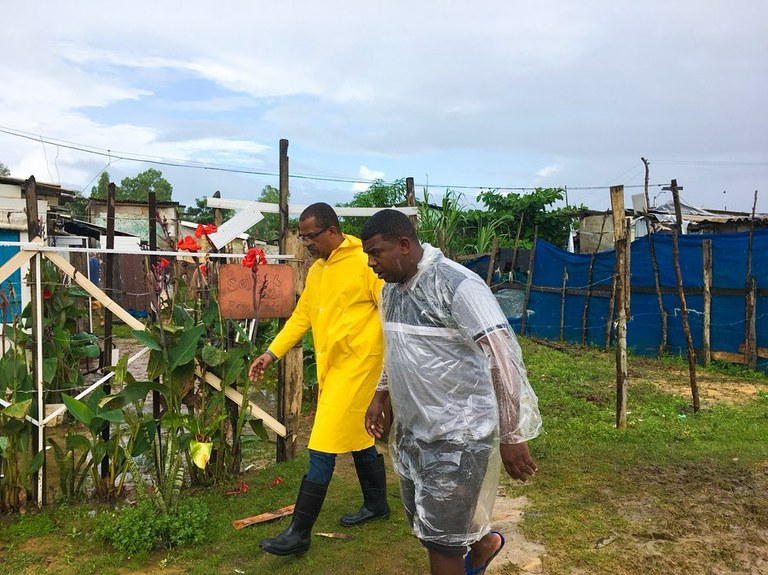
[1,1,766,213]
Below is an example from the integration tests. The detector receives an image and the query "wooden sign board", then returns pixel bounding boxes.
[219,264,295,319]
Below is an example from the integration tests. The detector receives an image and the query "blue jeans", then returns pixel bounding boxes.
[307,445,379,485]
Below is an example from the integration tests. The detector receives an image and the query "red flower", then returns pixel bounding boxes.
[199,264,207,277]
[159,257,170,268]
[43,288,52,299]
[270,476,284,488]
[194,223,218,238]
[242,247,267,269]
[177,236,201,252]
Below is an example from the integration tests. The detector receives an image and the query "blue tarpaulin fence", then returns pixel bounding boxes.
[501,229,768,371]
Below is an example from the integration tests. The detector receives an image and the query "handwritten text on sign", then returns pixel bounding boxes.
[218,264,295,319]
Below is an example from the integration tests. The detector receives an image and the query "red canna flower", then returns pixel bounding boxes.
[194,223,218,238]
[177,236,201,252]
[242,247,267,269]
[159,257,170,268]
[43,288,52,299]
[199,264,207,277]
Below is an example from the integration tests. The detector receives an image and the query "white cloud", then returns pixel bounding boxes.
[352,166,385,193]
[536,164,561,179]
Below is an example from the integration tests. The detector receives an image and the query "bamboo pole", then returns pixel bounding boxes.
[610,186,628,429]
[702,239,712,366]
[520,228,537,336]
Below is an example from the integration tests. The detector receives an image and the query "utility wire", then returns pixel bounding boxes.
[1,125,669,193]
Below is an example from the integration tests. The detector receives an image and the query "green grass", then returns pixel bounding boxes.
[2,338,767,574]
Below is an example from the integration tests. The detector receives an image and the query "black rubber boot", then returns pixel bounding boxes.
[340,453,391,526]
[260,477,328,556]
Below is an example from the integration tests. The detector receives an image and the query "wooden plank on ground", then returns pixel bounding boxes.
[233,505,294,529]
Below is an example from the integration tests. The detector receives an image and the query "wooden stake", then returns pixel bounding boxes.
[744,191,758,368]
[282,230,306,459]
[559,266,568,342]
[668,179,699,412]
[610,186,628,430]
[486,236,499,286]
[510,214,524,281]
[702,239,712,366]
[520,228,537,336]
[277,139,290,463]
[24,176,45,506]
[581,214,607,345]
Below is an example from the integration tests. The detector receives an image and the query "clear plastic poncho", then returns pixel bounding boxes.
[378,244,541,547]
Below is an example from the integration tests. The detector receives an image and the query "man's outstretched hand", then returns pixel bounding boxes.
[249,353,274,382]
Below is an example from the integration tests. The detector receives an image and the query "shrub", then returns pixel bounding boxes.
[95,497,208,555]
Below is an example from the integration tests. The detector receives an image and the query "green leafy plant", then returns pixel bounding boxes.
[94,497,208,555]
[0,341,42,512]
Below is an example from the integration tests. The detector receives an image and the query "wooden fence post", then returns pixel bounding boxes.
[276,139,290,463]
[610,186,628,430]
[282,230,306,459]
[520,228,537,336]
[24,176,46,505]
[668,180,699,412]
[702,239,712,366]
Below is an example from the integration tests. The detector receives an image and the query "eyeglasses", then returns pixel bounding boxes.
[298,226,330,243]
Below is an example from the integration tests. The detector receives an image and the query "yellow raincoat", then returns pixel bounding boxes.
[267,235,384,453]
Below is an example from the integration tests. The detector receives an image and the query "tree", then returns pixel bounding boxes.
[181,196,235,225]
[338,179,407,237]
[249,185,284,241]
[90,171,112,199]
[476,187,581,249]
[0,162,10,176]
[119,169,173,202]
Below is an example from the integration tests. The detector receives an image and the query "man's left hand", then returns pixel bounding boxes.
[500,442,537,482]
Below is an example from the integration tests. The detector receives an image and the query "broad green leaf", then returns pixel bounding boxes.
[1,399,32,420]
[71,344,101,358]
[0,436,7,455]
[97,409,125,424]
[220,358,244,388]
[43,357,58,385]
[147,349,168,381]
[167,323,205,371]
[52,326,70,350]
[27,450,45,475]
[130,329,162,351]
[201,345,228,367]
[248,418,270,442]
[62,393,95,425]
[66,434,91,453]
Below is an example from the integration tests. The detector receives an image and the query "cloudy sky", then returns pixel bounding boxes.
[1,1,766,213]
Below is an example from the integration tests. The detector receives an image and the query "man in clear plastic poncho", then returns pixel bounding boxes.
[361,210,542,575]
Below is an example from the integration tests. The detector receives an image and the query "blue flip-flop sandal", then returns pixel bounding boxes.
[464,531,505,575]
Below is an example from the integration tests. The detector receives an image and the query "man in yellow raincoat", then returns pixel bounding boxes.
[249,202,389,557]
